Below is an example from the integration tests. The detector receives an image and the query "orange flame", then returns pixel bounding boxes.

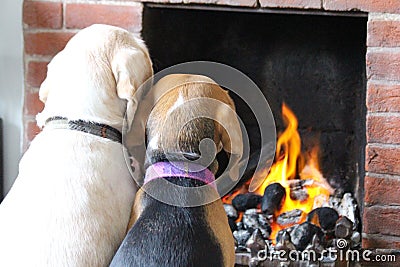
[223,103,334,243]
[257,103,333,241]
[255,103,301,194]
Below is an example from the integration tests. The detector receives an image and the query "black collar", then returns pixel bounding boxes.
[45,116,122,144]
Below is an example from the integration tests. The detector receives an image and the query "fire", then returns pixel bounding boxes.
[255,103,301,194]
[259,103,333,241]
[224,103,334,242]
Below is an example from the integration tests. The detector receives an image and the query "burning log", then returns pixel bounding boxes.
[280,222,324,251]
[305,234,324,254]
[242,209,272,239]
[288,179,310,201]
[246,229,266,256]
[232,193,262,212]
[338,193,359,230]
[223,204,238,220]
[307,207,339,232]
[350,231,361,248]
[242,209,259,231]
[276,209,304,227]
[261,183,286,216]
[246,229,267,267]
[233,229,251,250]
[236,222,244,230]
[334,216,353,239]
[257,213,272,239]
[275,230,296,251]
[290,188,309,202]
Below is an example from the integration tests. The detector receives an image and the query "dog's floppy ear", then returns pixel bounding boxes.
[112,48,140,100]
[111,47,151,131]
[215,91,243,180]
[38,61,53,103]
[39,79,50,103]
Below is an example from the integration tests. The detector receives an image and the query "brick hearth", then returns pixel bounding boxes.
[22,0,400,249]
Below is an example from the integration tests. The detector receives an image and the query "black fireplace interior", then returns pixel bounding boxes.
[142,5,367,198]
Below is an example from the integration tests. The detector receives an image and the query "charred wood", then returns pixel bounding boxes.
[334,216,353,239]
[276,209,304,227]
[232,193,262,212]
[223,204,239,220]
[261,183,286,216]
[307,207,339,232]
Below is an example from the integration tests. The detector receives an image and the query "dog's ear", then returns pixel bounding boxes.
[38,62,52,103]
[215,92,243,180]
[112,48,140,100]
[111,47,152,130]
[39,79,50,103]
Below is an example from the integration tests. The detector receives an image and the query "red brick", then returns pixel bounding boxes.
[183,0,257,6]
[260,0,321,9]
[26,120,41,142]
[366,144,400,175]
[24,32,75,56]
[24,90,44,116]
[367,51,400,82]
[367,115,400,144]
[26,61,48,88]
[363,234,400,249]
[367,82,400,112]
[66,3,142,32]
[368,20,400,47]
[365,175,400,205]
[23,1,62,29]
[363,206,400,236]
[323,0,400,13]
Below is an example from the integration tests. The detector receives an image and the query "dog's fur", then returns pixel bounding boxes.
[0,24,152,266]
[110,74,242,267]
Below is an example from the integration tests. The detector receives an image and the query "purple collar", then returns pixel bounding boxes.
[144,161,216,189]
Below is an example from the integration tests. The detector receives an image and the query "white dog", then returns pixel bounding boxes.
[0,24,152,266]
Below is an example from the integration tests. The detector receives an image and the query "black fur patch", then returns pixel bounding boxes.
[110,178,224,267]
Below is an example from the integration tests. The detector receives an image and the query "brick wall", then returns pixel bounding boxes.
[364,11,400,249]
[22,0,143,150]
[22,0,400,249]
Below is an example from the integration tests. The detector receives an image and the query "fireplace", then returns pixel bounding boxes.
[22,0,400,256]
[142,5,367,195]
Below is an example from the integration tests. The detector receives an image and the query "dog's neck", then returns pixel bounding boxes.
[144,161,216,189]
[44,116,123,144]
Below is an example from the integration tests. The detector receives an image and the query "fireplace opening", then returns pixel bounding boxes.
[142,4,367,195]
[142,5,367,262]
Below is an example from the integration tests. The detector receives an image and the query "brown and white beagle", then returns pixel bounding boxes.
[110,74,243,267]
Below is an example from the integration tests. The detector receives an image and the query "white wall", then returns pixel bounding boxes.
[0,0,24,197]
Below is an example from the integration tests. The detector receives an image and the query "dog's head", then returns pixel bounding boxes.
[145,74,243,176]
[37,24,153,130]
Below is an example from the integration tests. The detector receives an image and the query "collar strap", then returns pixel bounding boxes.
[144,161,216,189]
[45,116,122,144]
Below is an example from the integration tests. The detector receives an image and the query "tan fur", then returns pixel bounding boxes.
[146,74,242,157]
[205,200,236,266]
[127,188,145,230]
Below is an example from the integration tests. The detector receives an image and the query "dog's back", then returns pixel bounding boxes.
[0,130,135,266]
[110,177,232,267]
